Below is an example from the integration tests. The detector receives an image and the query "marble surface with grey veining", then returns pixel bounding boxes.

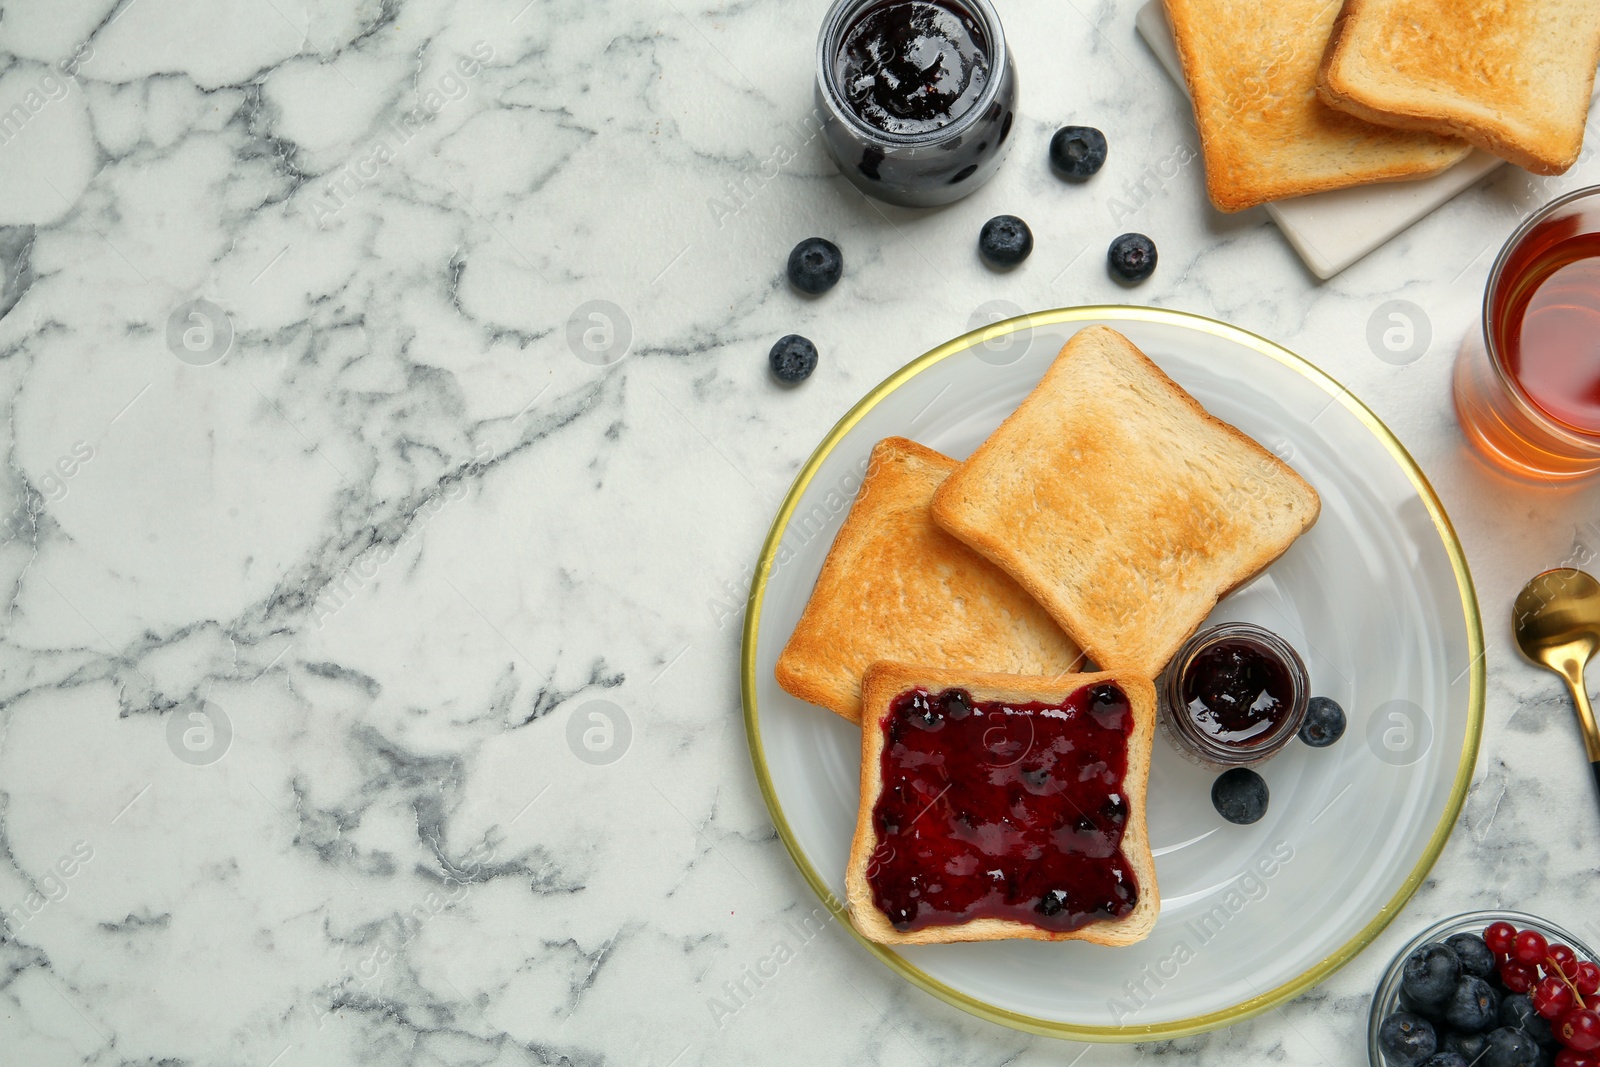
[0,0,1597,1064]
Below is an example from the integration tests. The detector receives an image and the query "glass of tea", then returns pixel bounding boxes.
[1454,186,1600,481]
[814,0,1017,208]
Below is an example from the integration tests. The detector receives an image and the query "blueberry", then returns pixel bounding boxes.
[1211,767,1268,824]
[1442,1031,1488,1062]
[1379,1012,1439,1067]
[1444,974,1501,1033]
[1299,696,1346,747]
[1501,993,1535,1029]
[978,215,1033,268]
[1445,932,1496,980]
[1049,125,1108,179]
[1501,994,1556,1047]
[1401,985,1449,1024]
[786,237,843,295]
[1108,232,1157,282]
[1420,1054,1470,1067]
[1402,943,1462,1007]
[768,334,818,384]
[1500,993,1552,1039]
[1481,1027,1539,1067]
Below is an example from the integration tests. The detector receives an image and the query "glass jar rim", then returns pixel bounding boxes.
[815,0,1010,147]
[1160,622,1310,765]
[1480,183,1600,446]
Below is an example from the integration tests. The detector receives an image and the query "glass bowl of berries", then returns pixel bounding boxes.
[1370,911,1600,1067]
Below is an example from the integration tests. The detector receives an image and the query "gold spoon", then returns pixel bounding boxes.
[1512,568,1600,807]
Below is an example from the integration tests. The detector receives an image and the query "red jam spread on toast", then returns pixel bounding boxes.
[867,683,1139,933]
[1181,638,1295,745]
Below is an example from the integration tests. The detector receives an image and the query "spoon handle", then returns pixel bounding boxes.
[1574,676,1600,755]
[1561,667,1600,811]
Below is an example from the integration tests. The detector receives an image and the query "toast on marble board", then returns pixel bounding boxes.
[845,661,1160,946]
[930,326,1320,681]
[775,437,1083,723]
[1162,0,1470,211]
[1318,0,1600,175]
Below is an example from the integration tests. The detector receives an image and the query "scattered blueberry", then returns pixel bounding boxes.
[1108,232,1157,282]
[1403,943,1462,1007]
[1444,932,1497,980]
[1211,767,1268,824]
[1299,696,1346,747]
[1049,125,1108,179]
[1442,1031,1489,1062]
[768,334,818,384]
[786,237,843,295]
[1481,1026,1539,1067]
[1380,1012,1440,1067]
[978,215,1033,268]
[1443,975,1500,1033]
[1420,1054,1470,1067]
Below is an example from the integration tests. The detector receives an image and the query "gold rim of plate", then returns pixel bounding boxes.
[739,305,1485,1042]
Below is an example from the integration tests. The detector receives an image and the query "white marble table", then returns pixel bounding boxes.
[0,0,1597,1063]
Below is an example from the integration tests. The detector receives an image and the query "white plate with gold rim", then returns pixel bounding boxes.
[741,306,1483,1041]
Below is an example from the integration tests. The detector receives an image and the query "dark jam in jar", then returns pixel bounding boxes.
[867,683,1139,934]
[835,0,991,136]
[1181,639,1295,745]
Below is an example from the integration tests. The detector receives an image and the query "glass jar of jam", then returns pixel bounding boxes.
[1159,622,1309,769]
[814,0,1017,207]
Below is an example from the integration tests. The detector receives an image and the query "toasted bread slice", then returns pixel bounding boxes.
[1163,0,1470,211]
[846,661,1159,946]
[1318,0,1600,175]
[931,326,1320,681]
[776,437,1082,722]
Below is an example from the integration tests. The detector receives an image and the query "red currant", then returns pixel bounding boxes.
[1560,1009,1600,1053]
[1556,1051,1600,1067]
[1486,921,1519,954]
[1516,930,1552,965]
[1578,961,1600,997]
[1539,976,1579,1019]
[1503,958,1539,993]
[1552,944,1583,980]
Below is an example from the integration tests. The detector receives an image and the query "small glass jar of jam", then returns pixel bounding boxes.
[814,0,1017,207]
[1159,622,1310,769]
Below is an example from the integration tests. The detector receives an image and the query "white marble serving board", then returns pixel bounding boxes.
[1134,0,1595,279]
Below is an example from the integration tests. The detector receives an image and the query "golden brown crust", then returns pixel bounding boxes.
[930,326,1320,681]
[1318,0,1600,175]
[845,661,1160,946]
[1163,0,1469,211]
[775,437,1083,722]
